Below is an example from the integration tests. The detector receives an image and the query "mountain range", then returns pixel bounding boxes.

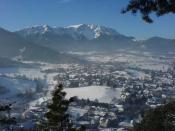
[0,24,174,64]
[16,24,175,53]
[16,24,136,52]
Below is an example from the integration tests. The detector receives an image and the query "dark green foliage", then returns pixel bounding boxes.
[0,103,16,126]
[122,0,175,23]
[78,125,86,131]
[0,117,16,125]
[133,101,175,131]
[39,84,77,131]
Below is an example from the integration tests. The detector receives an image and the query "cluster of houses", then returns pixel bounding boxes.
[52,63,175,130]
[52,63,175,107]
[2,62,174,130]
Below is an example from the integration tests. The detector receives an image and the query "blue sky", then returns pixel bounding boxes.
[0,0,175,39]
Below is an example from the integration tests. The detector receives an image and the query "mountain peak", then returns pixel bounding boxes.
[41,24,52,33]
[18,24,53,35]
[65,24,120,40]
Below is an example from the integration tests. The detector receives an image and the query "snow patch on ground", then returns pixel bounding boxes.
[64,86,122,103]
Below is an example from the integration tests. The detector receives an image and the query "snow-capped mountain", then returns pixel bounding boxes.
[16,24,135,52]
[16,24,129,40]
[64,24,121,40]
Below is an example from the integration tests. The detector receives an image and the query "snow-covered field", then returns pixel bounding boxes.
[29,86,122,109]
[64,86,122,103]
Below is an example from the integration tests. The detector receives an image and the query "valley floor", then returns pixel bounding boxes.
[0,51,175,130]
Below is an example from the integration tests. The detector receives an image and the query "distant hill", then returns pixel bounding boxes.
[0,28,84,63]
[140,37,175,53]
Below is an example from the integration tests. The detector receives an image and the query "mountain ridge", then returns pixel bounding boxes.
[15,24,136,52]
[16,24,129,40]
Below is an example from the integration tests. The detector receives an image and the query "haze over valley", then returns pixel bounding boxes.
[0,24,175,130]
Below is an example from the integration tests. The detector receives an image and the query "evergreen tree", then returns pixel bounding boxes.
[133,101,175,131]
[39,84,76,131]
[0,103,16,127]
[122,0,175,23]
